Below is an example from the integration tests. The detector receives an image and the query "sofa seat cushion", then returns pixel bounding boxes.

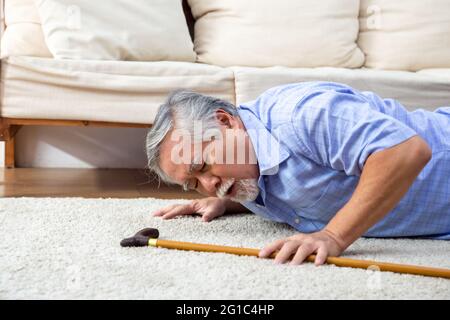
[232,66,450,111]
[416,69,450,81]
[1,56,235,124]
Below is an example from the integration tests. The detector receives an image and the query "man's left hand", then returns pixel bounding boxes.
[258,230,346,266]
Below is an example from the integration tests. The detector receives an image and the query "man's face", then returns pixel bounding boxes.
[158,110,260,202]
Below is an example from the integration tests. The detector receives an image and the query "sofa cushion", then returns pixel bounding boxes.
[1,57,234,124]
[0,0,52,58]
[5,0,40,23]
[232,66,450,111]
[358,0,450,71]
[417,69,450,81]
[35,0,196,61]
[188,0,364,68]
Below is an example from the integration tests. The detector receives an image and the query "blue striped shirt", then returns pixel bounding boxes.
[238,82,450,239]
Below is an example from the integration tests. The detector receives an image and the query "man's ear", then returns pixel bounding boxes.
[215,109,234,128]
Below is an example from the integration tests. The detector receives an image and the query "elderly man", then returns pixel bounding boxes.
[146,81,450,266]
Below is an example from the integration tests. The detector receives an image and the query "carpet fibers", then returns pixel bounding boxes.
[0,197,449,299]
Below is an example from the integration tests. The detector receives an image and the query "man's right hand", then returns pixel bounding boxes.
[152,197,227,222]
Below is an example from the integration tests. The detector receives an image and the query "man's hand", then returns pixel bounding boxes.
[258,229,345,266]
[152,197,227,222]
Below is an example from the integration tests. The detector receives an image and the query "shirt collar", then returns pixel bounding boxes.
[237,105,290,176]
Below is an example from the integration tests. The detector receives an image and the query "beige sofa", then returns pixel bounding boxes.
[1,0,450,168]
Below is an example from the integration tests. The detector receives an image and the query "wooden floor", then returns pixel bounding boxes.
[0,168,201,199]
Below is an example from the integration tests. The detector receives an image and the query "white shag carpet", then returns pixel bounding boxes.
[0,197,449,300]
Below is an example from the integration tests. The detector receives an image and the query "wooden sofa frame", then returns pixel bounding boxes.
[0,118,151,169]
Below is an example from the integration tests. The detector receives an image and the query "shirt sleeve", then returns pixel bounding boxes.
[291,87,418,176]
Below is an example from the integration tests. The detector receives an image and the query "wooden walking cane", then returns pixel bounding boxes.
[121,228,450,279]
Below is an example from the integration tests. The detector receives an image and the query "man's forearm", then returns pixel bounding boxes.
[325,136,432,249]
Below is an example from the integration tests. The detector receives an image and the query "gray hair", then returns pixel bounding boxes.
[145,89,237,185]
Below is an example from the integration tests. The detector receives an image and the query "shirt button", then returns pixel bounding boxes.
[256,204,263,208]
[294,218,300,224]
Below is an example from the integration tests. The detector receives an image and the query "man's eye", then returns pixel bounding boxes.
[188,179,199,191]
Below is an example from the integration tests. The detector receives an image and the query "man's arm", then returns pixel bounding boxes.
[260,87,432,265]
[324,135,432,249]
[259,135,431,265]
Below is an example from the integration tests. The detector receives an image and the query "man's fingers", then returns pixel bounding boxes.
[314,246,328,266]
[153,200,220,221]
[258,239,287,258]
[200,209,213,222]
[162,204,195,219]
[201,211,217,222]
[274,241,299,264]
[290,243,316,265]
[152,204,177,216]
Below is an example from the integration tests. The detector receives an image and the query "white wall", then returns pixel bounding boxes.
[0,126,149,168]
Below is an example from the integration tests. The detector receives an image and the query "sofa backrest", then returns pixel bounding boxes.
[359,0,450,71]
[188,0,364,68]
[0,0,197,60]
[1,0,51,57]
[1,0,450,71]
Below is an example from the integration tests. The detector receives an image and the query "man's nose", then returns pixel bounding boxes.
[198,175,220,194]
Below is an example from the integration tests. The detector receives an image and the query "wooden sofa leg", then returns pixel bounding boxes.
[0,122,21,169]
[5,136,15,169]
